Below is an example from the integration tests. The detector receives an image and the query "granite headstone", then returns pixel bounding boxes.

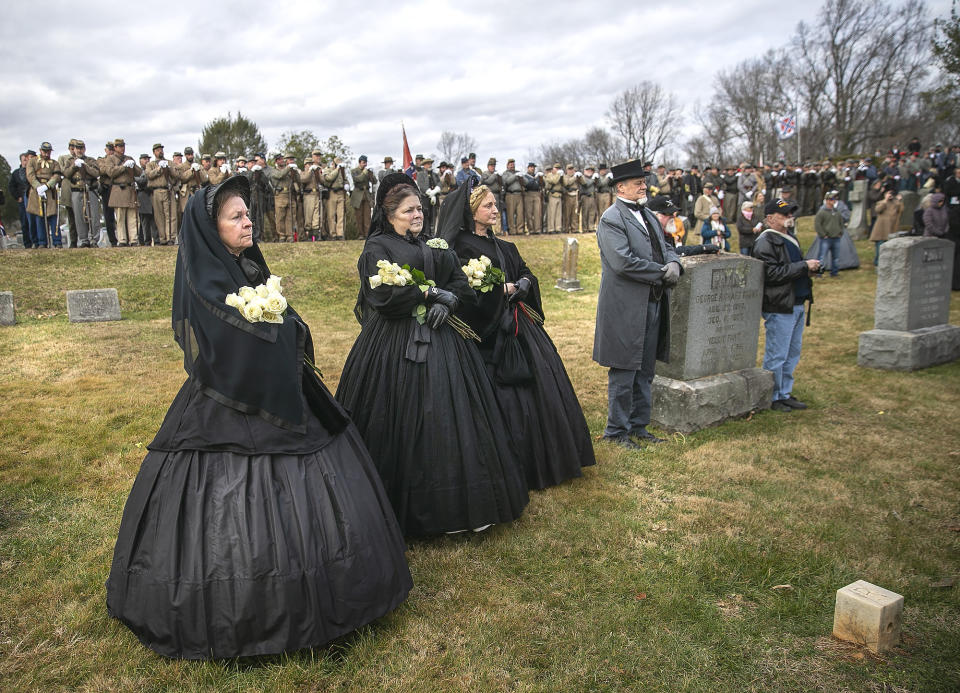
[66,288,122,323]
[555,237,583,292]
[846,180,869,240]
[858,237,960,370]
[651,254,773,433]
[0,291,14,326]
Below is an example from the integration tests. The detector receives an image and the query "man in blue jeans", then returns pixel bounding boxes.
[815,190,844,277]
[752,198,821,412]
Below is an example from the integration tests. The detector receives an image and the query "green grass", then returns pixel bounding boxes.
[0,222,958,692]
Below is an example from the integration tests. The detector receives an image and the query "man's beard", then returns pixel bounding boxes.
[637,195,648,206]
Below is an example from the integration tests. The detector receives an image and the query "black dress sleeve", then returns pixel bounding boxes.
[358,249,425,319]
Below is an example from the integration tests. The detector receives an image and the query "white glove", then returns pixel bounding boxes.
[124,159,136,168]
[574,171,583,178]
[426,189,438,203]
[310,164,319,171]
[344,184,352,193]
[252,165,262,172]
[37,184,48,197]
[428,186,441,196]
[745,190,754,199]
[220,164,229,173]
[74,158,84,169]
[592,172,599,180]
[536,170,543,177]
[288,163,298,169]
[717,190,725,200]
[687,194,693,202]
[605,172,613,180]
[191,162,201,171]
[158,159,169,168]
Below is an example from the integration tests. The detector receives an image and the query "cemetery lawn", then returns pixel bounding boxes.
[1,221,958,693]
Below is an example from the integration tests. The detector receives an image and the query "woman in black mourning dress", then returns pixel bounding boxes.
[106,176,412,660]
[335,173,528,536]
[437,184,596,490]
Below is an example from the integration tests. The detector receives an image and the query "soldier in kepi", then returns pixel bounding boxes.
[350,154,376,239]
[596,163,614,216]
[301,149,326,241]
[269,153,299,242]
[208,152,230,186]
[437,161,458,208]
[57,140,78,247]
[145,143,177,245]
[97,141,118,246]
[63,140,101,248]
[562,164,581,234]
[579,164,600,233]
[26,142,64,248]
[323,157,349,240]
[378,156,397,184]
[502,158,524,236]
[177,146,208,219]
[248,153,273,242]
[544,162,564,234]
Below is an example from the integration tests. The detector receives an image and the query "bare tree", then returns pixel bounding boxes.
[607,81,681,163]
[582,126,624,166]
[437,130,477,164]
[536,138,587,170]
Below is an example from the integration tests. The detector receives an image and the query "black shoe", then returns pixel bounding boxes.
[630,429,666,444]
[771,400,793,412]
[602,435,642,450]
[782,396,808,410]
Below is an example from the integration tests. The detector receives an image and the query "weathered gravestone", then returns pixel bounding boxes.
[846,180,870,240]
[66,288,122,323]
[651,254,772,433]
[833,580,903,654]
[0,292,14,326]
[555,237,583,291]
[898,190,919,230]
[858,237,960,370]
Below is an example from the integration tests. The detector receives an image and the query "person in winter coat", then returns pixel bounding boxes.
[922,192,948,238]
[869,189,903,265]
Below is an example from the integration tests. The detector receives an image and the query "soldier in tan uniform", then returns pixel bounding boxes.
[177,146,208,216]
[322,158,348,240]
[350,154,376,239]
[543,163,564,234]
[596,163,615,215]
[105,138,143,246]
[26,142,64,247]
[501,158,524,235]
[207,152,230,186]
[562,164,581,233]
[96,142,118,246]
[269,153,300,242]
[522,162,543,234]
[579,165,600,233]
[145,143,178,245]
[300,149,326,241]
[57,140,78,247]
[63,140,101,247]
[437,161,457,207]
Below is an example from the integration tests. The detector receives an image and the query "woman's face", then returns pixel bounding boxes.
[217,195,254,255]
[473,192,499,228]
[711,212,721,221]
[389,192,424,235]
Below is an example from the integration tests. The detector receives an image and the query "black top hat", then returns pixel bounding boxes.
[610,160,647,183]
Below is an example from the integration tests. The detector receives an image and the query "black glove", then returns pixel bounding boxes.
[425,286,458,309]
[425,303,451,329]
[508,276,531,304]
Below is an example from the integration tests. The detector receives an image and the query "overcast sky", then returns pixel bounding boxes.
[0,1,950,169]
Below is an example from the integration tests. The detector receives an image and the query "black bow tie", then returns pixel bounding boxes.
[621,200,645,212]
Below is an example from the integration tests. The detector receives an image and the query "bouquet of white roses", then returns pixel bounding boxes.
[225,274,287,324]
[461,255,505,293]
[369,260,415,289]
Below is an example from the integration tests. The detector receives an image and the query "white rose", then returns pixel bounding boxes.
[255,284,269,298]
[376,259,391,270]
[225,293,245,309]
[265,291,287,314]
[480,255,492,268]
[369,274,383,289]
[238,286,257,302]
[266,275,283,294]
[473,269,485,280]
[261,310,283,324]
[242,301,263,322]
[395,274,407,286]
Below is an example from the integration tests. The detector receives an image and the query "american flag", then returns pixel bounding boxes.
[776,115,797,140]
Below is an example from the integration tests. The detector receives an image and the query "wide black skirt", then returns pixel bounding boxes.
[106,423,412,660]
[335,312,529,536]
[494,312,596,490]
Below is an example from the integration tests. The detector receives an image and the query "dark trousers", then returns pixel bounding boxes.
[17,198,30,247]
[604,300,661,437]
[64,204,77,247]
[139,214,159,246]
[103,201,117,246]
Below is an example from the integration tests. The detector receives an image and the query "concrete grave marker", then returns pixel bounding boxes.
[66,288,122,323]
[555,237,583,292]
[858,237,960,370]
[0,292,14,326]
[833,580,903,654]
[651,254,772,433]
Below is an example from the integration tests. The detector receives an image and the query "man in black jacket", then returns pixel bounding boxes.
[8,152,32,247]
[752,198,821,412]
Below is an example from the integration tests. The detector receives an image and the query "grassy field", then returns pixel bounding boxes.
[1,221,958,692]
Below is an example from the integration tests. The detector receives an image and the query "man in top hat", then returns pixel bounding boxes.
[26,141,64,247]
[145,143,177,245]
[593,160,682,449]
[579,164,600,233]
[300,149,326,241]
[322,156,349,240]
[350,154,376,239]
[480,157,503,234]
[596,163,615,216]
[177,146,208,218]
[57,139,79,247]
[97,141,118,246]
[378,156,397,184]
[502,158,524,235]
[63,140,101,248]
[561,164,581,233]
[752,198,820,412]
[208,151,230,186]
[543,163,564,233]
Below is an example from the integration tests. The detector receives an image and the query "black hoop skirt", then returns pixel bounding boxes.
[106,379,413,660]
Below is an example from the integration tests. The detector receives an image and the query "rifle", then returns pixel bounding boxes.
[162,162,177,242]
[288,165,297,241]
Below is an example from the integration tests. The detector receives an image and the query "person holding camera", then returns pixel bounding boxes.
[870,188,904,266]
[752,198,820,413]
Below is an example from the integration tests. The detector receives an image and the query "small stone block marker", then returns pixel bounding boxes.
[833,580,903,654]
[555,237,583,292]
[0,291,14,326]
[66,288,122,323]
